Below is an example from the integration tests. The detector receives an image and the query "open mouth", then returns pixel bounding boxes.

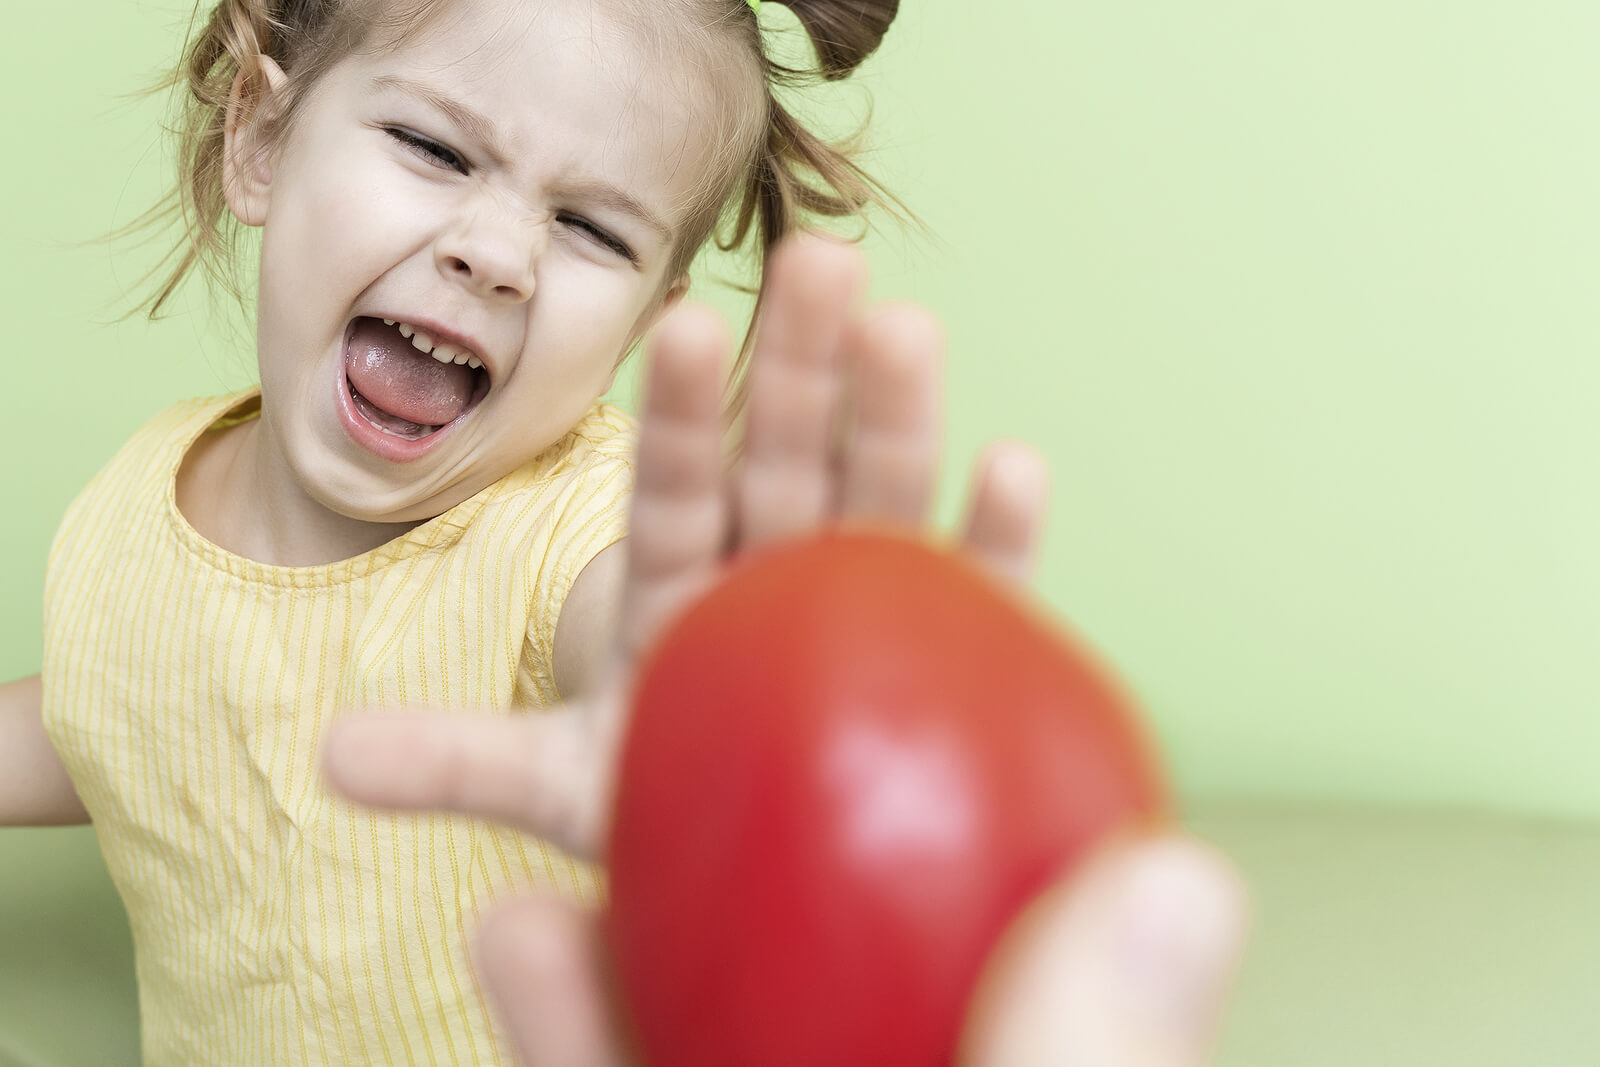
[343,317,490,442]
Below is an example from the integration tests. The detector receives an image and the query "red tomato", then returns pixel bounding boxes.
[607,531,1166,1066]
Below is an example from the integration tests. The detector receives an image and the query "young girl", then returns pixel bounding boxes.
[0,0,1058,1062]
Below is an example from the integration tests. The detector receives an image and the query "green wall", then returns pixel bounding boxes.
[4,2,1595,819]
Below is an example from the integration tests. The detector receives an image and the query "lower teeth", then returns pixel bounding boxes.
[350,383,440,439]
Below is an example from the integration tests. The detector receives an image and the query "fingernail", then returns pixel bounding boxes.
[1110,843,1246,1040]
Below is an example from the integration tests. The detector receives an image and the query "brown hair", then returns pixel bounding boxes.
[135,0,905,397]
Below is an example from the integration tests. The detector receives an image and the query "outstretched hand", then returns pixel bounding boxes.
[321,234,1049,859]
[321,233,1248,1066]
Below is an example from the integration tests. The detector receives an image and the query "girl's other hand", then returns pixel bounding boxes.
[468,835,1247,1066]
[322,233,1050,858]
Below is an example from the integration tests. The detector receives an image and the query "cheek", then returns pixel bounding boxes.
[540,267,655,354]
[264,150,430,310]
[497,277,651,427]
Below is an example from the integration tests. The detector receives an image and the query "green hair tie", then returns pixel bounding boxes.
[746,0,761,11]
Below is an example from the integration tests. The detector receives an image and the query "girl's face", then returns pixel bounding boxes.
[233,0,721,523]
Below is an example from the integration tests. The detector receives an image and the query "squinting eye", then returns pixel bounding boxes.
[385,126,467,174]
[560,215,638,264]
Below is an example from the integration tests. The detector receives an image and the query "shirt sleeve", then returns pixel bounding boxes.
[515,407,637,709]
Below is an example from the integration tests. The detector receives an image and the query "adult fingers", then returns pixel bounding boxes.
[735,234,867,547]
[959,441,1050,585]
[475,894,632,1067]
[836,301,944,527]
[960,836,1248,1067]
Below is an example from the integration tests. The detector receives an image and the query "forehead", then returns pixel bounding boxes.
[349,0,736,217]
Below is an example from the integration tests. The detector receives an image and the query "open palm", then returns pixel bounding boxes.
[321,234,1048,860]
[320,235,1247,1067]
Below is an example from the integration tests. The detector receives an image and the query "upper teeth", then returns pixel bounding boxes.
[382,319,484,370]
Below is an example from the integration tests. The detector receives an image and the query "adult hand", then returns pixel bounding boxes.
[322,233,1049,859]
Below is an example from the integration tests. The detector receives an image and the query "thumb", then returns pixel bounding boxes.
[473,893,633,1067]
[959,835,1248,1067]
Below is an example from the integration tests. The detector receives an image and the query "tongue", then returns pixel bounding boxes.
[346,318,476,428]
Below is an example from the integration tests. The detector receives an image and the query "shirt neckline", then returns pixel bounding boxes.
[162,389,495,588]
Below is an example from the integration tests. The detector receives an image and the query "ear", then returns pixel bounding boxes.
[222,55,289,228]
[614,273,693,378]
[647,274,691,331]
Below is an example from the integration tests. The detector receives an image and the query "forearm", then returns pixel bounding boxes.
[0,674,89,826]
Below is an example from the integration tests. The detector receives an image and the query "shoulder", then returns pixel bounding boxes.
[564,402,638,459]
[53,391,258,546]
[45,390,258,619]
[479,405,639,705]
[511,403,636,490]
[95,392,255,484]
[481,403,638,544]
[460,403,637,609]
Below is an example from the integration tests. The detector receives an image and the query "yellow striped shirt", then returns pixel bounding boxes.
[41,390,634,1065]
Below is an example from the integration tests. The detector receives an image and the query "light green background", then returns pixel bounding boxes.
[3,0,1597,823]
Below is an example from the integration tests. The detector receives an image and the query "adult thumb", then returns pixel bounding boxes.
[959,835,1248,1067]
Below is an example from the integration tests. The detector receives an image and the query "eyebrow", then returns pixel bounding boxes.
[372,74,505,161]
[369,74,675,244]
[559,180,675,243]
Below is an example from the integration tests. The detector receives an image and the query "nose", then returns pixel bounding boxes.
[435,206,542,303]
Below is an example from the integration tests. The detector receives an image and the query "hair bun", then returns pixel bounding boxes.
[772,0,900,80]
